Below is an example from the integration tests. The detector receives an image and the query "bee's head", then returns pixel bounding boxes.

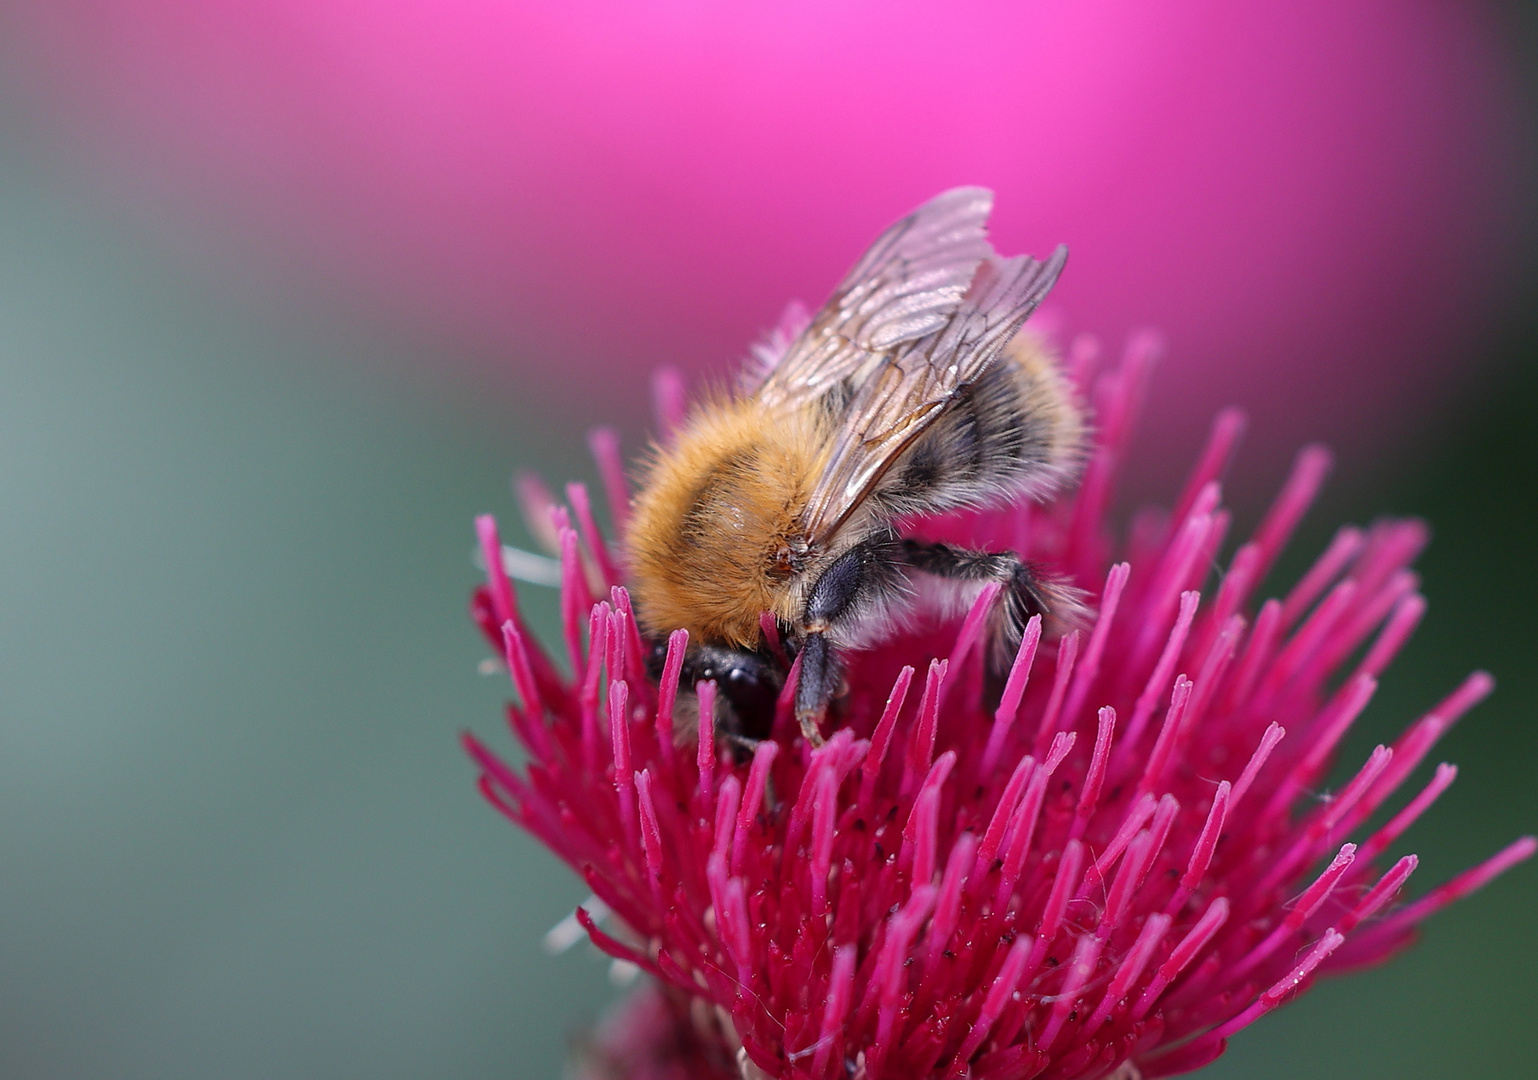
[645,638,784,744]
[626,397,822,649]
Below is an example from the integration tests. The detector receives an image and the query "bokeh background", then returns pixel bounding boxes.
[0,2,1533,1077]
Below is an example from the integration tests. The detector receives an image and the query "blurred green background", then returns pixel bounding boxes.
[0,32,1535,1080]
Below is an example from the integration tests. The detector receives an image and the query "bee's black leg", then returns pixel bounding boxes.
[793,631,835,747]
[795,538,898,746]
[899,540,1084,675]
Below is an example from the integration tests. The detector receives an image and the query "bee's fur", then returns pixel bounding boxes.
[628,396,829,649]
[628,333,1084,742]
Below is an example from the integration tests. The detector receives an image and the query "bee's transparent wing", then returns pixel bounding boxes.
[799,246,1069,542]
[750,187,997,408]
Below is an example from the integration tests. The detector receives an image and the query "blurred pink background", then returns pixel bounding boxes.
[3,0,1529,484]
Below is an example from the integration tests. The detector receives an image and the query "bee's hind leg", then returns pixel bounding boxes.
[899,540,1085,683]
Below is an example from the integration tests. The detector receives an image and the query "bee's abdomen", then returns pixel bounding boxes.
[878,333,1083,517]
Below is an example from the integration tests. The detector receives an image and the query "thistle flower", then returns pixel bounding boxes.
[465,336,1532,1080]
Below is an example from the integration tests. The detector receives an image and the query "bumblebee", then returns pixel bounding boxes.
[628,188,1084,745]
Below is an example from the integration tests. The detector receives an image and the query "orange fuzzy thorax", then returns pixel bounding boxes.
[627,396,828,648]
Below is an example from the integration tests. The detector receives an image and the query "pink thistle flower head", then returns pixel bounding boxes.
[465,268,1532,1080]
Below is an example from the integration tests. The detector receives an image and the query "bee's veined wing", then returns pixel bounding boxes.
[750,187,997,407]
[799,246,1070,543]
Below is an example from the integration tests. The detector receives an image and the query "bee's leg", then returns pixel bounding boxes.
[793,631,835,747]
[899,540,1085,674]
[795,536,906,745]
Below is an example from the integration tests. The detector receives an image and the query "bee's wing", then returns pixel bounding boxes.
[750,187,997,407]
[799,247,1069,542]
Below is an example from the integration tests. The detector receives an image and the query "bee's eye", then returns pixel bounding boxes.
[726,667,758,688]
[643,640,670,681]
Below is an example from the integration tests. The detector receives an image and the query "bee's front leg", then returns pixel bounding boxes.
[794,535,908,745]
[793,631,836,747]
[793,541,877,746]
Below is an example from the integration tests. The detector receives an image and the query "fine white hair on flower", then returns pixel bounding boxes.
[542,895,610,954]
[469,542,563,587]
